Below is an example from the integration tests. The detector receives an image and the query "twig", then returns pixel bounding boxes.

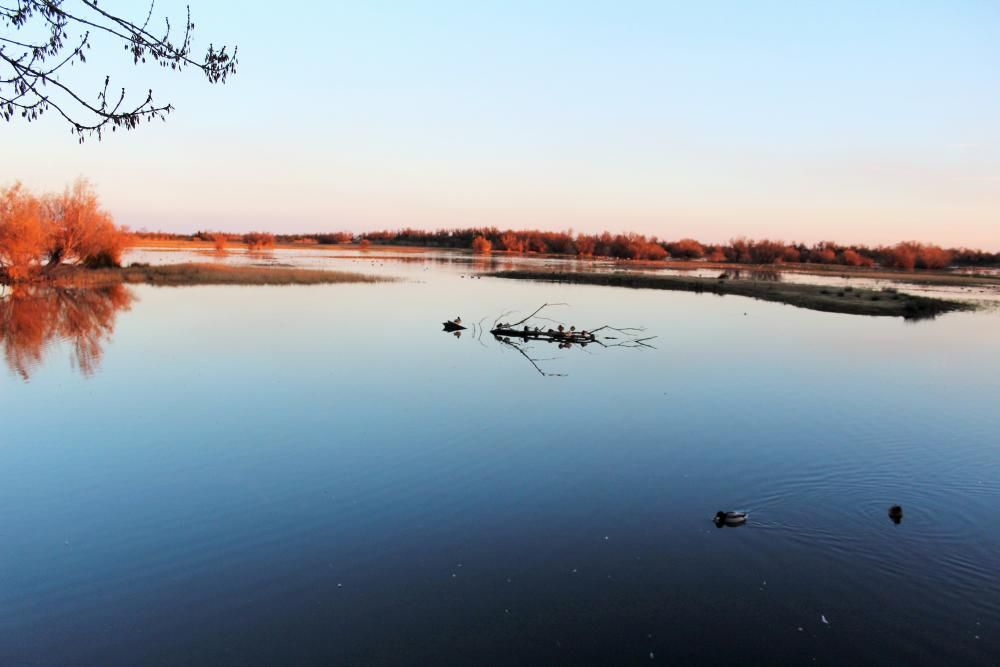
[509,302,568,328]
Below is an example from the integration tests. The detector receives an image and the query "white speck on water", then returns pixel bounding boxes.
[604,536,609,540]
[571,568,578,573]
[337,583,343,588]
[506,578,512,583]
[451,573,457,578]
[797,627,804,632]
[649,652,655,659]
[457,563,463,568]
[821,615,830,625]
[974,635,980,640]
[505,609,509,614]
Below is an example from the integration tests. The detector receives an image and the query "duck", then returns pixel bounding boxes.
[888,505,903,523]
[714,511,748,526]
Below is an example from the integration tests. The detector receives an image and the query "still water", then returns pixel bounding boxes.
[2,250,999,665]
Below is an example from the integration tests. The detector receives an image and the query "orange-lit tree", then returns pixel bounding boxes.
[1,180,131,281]
[0,183,47,280]
[44,179,130,268]
[210,233,228,252]
[243,232,275,251]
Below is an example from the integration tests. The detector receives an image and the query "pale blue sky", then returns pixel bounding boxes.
[4,1,999,246]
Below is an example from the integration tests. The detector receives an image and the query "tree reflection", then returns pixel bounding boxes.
[0,284,134,380]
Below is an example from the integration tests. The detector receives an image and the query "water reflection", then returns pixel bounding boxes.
[0,284,134,380]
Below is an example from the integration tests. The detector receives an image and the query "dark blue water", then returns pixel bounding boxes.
[2,258,999,665]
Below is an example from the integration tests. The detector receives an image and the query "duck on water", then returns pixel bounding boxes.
[714,511,748,527]
[443,316,466,332]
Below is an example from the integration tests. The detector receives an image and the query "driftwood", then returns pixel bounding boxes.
[444,303,655,376]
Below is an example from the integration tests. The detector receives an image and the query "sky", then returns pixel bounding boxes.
[3,1,999,248]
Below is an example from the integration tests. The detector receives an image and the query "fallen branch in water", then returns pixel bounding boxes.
[487,303,656,375]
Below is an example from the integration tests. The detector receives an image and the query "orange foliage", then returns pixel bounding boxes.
[1,180,130,280]
[499,232,524,253]
[243,232,275,250]
[707,247,727,262]
[210,233,228,252]
[0,183,47,281]
[668,238,705,259]
[839,249,874,267]
[471,235,492,253]
[884,242,952,270]
[813,247,838,264]
[45,179,130,267]
[574,234,595,257]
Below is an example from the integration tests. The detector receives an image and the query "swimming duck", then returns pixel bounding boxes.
[714,511,748,526]
[888,505,903,523]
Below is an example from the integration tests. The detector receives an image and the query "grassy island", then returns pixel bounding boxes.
[41,263,389,288]
[491,270,972,319]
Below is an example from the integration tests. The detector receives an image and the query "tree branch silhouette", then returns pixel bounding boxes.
[1,0,237,141]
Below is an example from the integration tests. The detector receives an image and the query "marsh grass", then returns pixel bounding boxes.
[43,263,390,287]
[492,270,971,319]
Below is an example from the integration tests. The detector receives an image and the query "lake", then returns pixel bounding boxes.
[2,248,999,665]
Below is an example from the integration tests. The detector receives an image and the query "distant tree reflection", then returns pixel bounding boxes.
[0,285,134,380]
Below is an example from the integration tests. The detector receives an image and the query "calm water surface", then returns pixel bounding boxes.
[2,250,999,665]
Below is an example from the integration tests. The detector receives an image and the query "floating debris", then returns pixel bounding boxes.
[889,505,903,524]
[821,615,830,625]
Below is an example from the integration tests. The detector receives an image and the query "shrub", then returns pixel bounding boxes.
[707,247,727,262]
[882,242,951,270]
[210,233,228,252]
[243,232,275,251]
[471,235,492,253]
[668,238,705,259]
[499,232,524,253]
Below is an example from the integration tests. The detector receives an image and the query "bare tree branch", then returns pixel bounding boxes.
[1,0,237,141]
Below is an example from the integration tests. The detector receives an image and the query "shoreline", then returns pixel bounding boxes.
[6,263,389,288]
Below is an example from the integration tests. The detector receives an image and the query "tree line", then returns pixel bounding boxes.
[130,226,1000,270]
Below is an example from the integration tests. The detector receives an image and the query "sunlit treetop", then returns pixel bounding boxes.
[1,0,237,142]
